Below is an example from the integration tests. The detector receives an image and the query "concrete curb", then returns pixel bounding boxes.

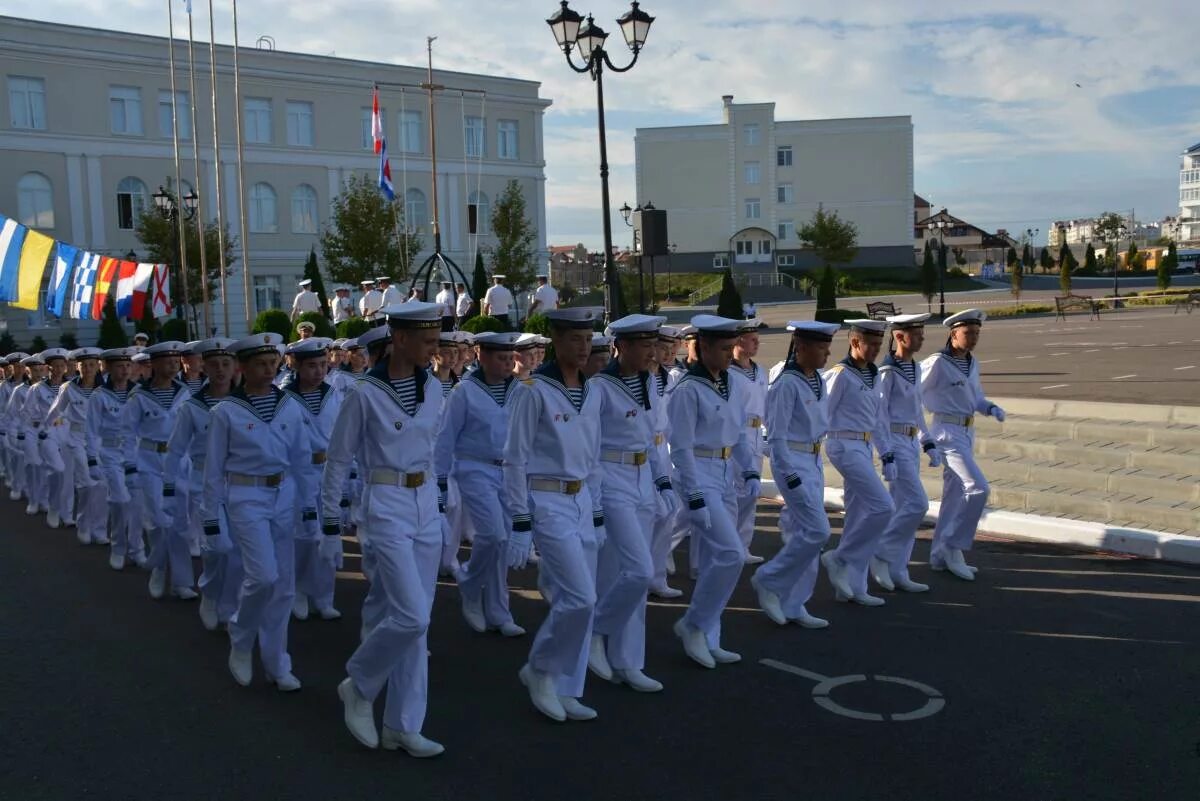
[990,396,1200,426]
[760,480,1200,565]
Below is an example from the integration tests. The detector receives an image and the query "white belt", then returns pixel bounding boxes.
[101,436,125,448]
[828,431,871,442]
[787,439,823,455]
[139,438,169,454]
[227,472,284,488]
[889,423,919,437]
[600,449,648,466]
[368,468,426,488]
[529,477,583,495]
[458,454,504,467]
[70,422,86,434]
[694,446,732,459]
[933,413,973,427]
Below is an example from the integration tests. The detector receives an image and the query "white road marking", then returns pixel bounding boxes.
[1111,374,1137,380]
[1048,352,1070,356]
[1040,384,1069,390]
[1016,355,1035,360]
[1174,365,1196,371]
[1083,349,1099,353]
[1114,346,1128,350]
[979,358,1001,363]
[759,659,945,723]
[1168,341,1183,345]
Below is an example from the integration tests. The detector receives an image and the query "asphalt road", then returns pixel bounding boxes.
[3,496,1198,801]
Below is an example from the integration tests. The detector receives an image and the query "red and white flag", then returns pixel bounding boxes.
[129,262,157,320]
[371,86,383,154]
[151,263,173,318]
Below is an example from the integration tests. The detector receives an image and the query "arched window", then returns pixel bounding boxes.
[405,188,427,233]
[291,184,318,234]
[468,190,490,236]
[116,176,148,230]
[17,173,54,229]
[249,182,278,233]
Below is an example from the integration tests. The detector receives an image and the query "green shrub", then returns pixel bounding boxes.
[252,309,292,340]
[58,332,79,350]
[814,307,857,324]
[29,335,48,352]
[295,310,336,341]
[985,304,1054,318]
[716,268,743,319]
[160,318,191,342]
[523,313,555,361]
[335,318,372,339]
[816,265,837,315]
[460,315,506,334]
[96,296,128,348]
[0,332,17,355]
[947,267,966,278]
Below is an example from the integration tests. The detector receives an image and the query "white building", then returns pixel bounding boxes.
[1180,141,1200,243]
[0,15,550,341]
[634,95,914,273]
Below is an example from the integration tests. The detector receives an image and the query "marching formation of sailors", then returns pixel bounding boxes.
[1,305,1003,758]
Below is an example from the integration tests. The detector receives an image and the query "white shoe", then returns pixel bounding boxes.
[750,573,787,625]
[130,554,148,569]
[461,595,486,633]
[497,621,526,638]
[109,552,125,571]
[649,584,683,599]
[268,672,302,692]
[8,489,20,501]
[944,548,976,581]
[743,553,765,565]
[76,529,90,545]
[587,633,613,681]
[709,646,742,664]
[870,556,895,591]
[292,594,310,620]
[851,592,886,607]
[172,586,198,601]
[381,727,444,758]
[148,568,167,600]
[614,668,664,693]
[316,606,342,620]
[895,576,930,593]
[673,619,715,669]
[189,542,201,558]
[198,596,219,631]
[791,607,830,629]
[228,647,253,687]
[92,535,110,546]
[63,515,76,527]
[665,551,676,576]
[821,550,854,598]
[24,502,38,515]
[559,696,598,721]
[46,511,60,529]
[519,664,566,722]
[338,677,379,748]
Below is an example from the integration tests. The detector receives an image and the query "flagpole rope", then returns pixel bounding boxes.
[399,88,411,279]
[165,0,191,330]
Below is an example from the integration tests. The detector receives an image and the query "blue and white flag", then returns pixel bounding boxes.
[69,251,101,320]
[378,136,395,201]
[47,242,79,318]
[0,214,29,303]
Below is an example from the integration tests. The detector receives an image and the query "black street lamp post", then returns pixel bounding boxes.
[927,218,947,317]
[153,184,198,323]
[548,0,654,323]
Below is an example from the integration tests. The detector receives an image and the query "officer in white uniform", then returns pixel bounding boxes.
[26,349,69,524]
[668,314,758,669]
[434,282,456,331]
[87,348,143,570]
[331,287,355,324]
[871,314,941,593]
[750,321,839,628]
[728,319,768,564]
[45,347,106,543]
[504,306,604,723]
[204,332,310,692]
[378,276,404,308]
[359,280,384,325]
[483,274,514,329]
[12,354,48,515]
[820,320,894,607]
[291,278,322,322]
[435,331,526,638]
[454,283,472,324]
[1,354,29,491]
[325,301,446,758]
[920,309,1005,580]
[529,274,559,316]
[588,313,676,694]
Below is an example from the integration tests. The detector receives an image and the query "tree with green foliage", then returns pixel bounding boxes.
[716,269,743,319]
[1124,241,1142,271]
[488,180,538,295]
[1021,242,1034,274]
[920,240,937,310]
[1083,242,1098,274]
[460,315,506,335]
[335,318,372,339]
[160,318,190,342]
[0,332,17,355]
[97,296,128,348]
[30,335,48,352]
[1039,247,1053,274]
[470,251,488,318]
[1058,243,1077,295]
[302,248,331,319]
[799,205,859,272]
[1158,240,1177,290]
[252,309,292,340]
[321,173,422,289]
[815,265,839,322]
[1092,212,1127,271]
[294,310,336,341]
[1008,247,1022,298]
[58,332,79,350]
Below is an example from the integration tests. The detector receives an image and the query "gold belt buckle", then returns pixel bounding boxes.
[811,442,822,454]
[404,471,425,489]
[748,416,762,428]
[312,452,327,465]
[564,479,582,495]
[265,473,283,488]
[719,446,732,459]
[631,451,647,466]
[964,416,974,427]
[654,433,665,446]
[156,442,168,453]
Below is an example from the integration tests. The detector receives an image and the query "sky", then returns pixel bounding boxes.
[4,0,1196,249]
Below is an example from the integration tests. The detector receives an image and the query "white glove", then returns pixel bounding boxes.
[507,527,533,569]
[882,458,898,482]
[319,533,342,564]
[744,477,761,497]
[593,523,607,550]
[658,486,680,516]
[688,504,712,531]
[927,448,943,468]
[990,404,1006,423]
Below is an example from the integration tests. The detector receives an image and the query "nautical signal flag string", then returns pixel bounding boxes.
[0,211,170,320]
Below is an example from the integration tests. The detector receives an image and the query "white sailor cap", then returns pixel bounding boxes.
[383,300,442,328]
[689,314,743,338]
[679,324,698,340]
[286,337,331,359]
[536,273,549,280]
[606,313,666,340]
[131,352,151,364]
[132,332,150,343]
[545,306,601,330]
[39,347,69,362]
[360,279,375,286]
[298,278,312,287]
[534,335,550,346]
[886,313,932,329]
[843,319,888,336]
[438,331,460,345]
[514,333,540,350]
[590,333,613,352]
[474,332,523,350]
[181,340,203,356]
[456,331,477,345]
[20,353,45,366]
[4,352,30,364]
[657,325,683,342]
[358,325,392,349]
[144,340,186,358]
[737,317,766,332]
[231,332,284,360]
[196,338,236,358]
[785,321,840,342]
[296,320,317,333]
[943,308,986,328]
[69,347,104,361]
[335,286,350,293]
[342,338,361,351]
[99,347,134,362]
[375,275,392,283]
[492,274,507,280]
[329,338,347,350]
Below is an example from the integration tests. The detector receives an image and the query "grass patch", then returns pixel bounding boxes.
[985,304,1055,318]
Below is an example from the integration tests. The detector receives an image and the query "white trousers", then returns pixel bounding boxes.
[681,458,741,648]
[294,464,336,610]
[100,447,143,560]
[734,448,764,554]
[595,464,655,671]
[828,440,895,595]
[141,455,194,591]
[930,423,989,561]
[454,463,514,627]
[754,454,830,617]
[875,437,929,579]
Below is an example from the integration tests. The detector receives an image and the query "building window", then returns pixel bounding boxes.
[777,146,792,166]
[291,184,318,234]
[17,173,54,229]
[158,90,191,140]
[468,190,490,236]
[360,107,375,149]
[777,254,796,267]
[244,98,272,144]
[745,161,760,185]
[249,182,278,233]
[253,275,282,314]
[464,116,485,158]
[405,188,427,232]
[745,198,761,219]
[735,241,751,256]
[286,101,314,147]
[743,123,759,146]
[497,119,519,160]
[777,220,794,241]
[399,110,422,153]
[777,184,793,204]
[713,253,730,268]
[116,176,148,230]
[759,240,772,255]
[8,76,46,130]
[109,86,143,135]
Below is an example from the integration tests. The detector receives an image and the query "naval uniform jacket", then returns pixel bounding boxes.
[823,357,890,459]
[877,353,934,456]
[766,363,829,487]
[919,346,998,423]
[434,371,518,481]
[587,361,671,489]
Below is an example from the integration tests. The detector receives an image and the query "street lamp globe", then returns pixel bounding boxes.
[620,202,633,225]
[617,1,654,51]
[546,1,584,51]
[182,189,199,217]
[153,185,173,216]
[575,15,609,61]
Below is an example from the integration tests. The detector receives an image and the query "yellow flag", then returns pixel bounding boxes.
[13,228,54,310]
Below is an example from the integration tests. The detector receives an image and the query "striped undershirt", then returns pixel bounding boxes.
[716,374,729,401]
[803,371,822,399]
[202,394,221,408]
[185,378,205,394]
[246,393,277,422]
[847,364,875,389]
[731,362,758,382]
[148,386,177,407]
[389,376,419,416]
[566,386,584,411]
[620,374,646,407]
[298,389,323,415]
[111,388,129,404]
[440,379,454,398]
[75,385,94,398]
[949,354,972,374]
[484,381,508,405]
[895,359,917,383]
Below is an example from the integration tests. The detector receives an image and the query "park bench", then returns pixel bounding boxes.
[1172,291,1200,314]
[866,301,900,320]
[1054,294,1100,321]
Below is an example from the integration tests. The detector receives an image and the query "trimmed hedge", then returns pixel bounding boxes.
[252,309,291,340]
[336,318,372,339]
[460,315,506,334]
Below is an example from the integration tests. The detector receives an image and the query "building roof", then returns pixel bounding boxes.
[914,194,932,207]
[1187,142,1200,154]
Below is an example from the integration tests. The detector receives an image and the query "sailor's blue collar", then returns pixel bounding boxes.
[839,356,878,375]
[686,361,728,384]
[534,360,586,388]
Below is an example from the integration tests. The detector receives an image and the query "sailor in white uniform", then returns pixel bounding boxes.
[291,278,322,322]
[25,349,69,524]
[165,338,241,630]
[750,321,840,629]
[648,325,684,599]
[325,301,446,758]
[820,320,894,607]
[359,279,384,325]
[204,333,310,692]
[728,319,768,564]
[919,309,1004,580]
[13,354,49,515]
[87,348,144,570]
[588,313,676,693]
[45,348,106,543]
[435,331,526,637]
[504,306,604,723]
[378,276,404,308]
[668,314,758,669]
[434,281,456,331]
[871,314,941,593]
[1,354,29,490]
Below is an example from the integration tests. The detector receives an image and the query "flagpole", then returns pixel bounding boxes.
[230,0,253,333]
[206,0,230,336]
[166,0,192,331]
[185,2,211,336]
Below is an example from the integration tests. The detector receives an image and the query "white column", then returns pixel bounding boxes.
[84,154,106,250]
[65,155,86,245]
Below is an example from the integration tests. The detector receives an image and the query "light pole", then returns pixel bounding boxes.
[548,0,654,323]
[927,218,947,317]
[621,200,655,312]
[153,184,198,325]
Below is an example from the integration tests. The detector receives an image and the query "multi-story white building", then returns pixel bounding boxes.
[1180,141,1200,243]
[634,95,914,273]
[0,15,550,341]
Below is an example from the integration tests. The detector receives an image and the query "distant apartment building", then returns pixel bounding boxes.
[1180,141,1200,243]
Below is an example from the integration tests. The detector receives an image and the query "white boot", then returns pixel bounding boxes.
[750,573,787,625]
[944,548,976,581]
[519,664,566,722]
[869,556,895,591]
[614,668,664,693]
[338,677,379,748]
[381,727,444,757]
[587,633,613,681]
[673,619,715,669]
